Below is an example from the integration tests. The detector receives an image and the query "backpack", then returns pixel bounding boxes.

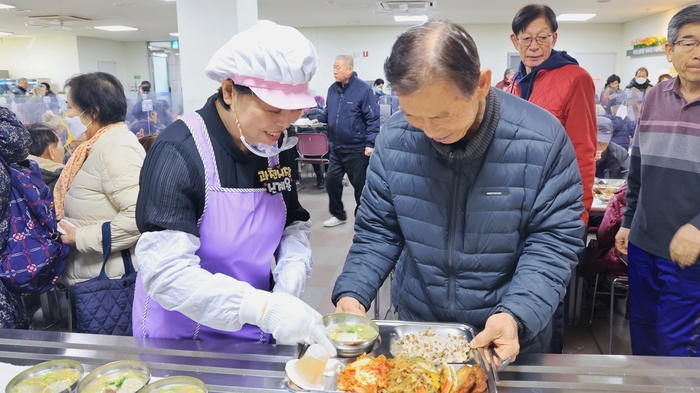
[0,157,69,295]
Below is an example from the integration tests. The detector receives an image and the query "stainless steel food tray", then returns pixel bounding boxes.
[285,320,497,393]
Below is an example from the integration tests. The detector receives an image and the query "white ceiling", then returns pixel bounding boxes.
[0,0,695,42]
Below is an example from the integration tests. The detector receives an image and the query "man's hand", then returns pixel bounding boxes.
[364,147,374,156]
[615,227,630,256]
[469,312,520,363]
[335,297,366,315]
[595,150,603,161]
[670,224,700,268]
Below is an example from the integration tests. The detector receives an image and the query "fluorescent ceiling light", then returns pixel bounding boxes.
[94,25,138,32]
[394,15,428,22]
[0,3,16,9]
[0,31,13,36]
[169,32,179,37]
[556,14,596,21]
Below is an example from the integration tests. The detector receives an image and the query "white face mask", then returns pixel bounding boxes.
[240,129,297,158]
[635,77,647,85]
[64,110,92,140]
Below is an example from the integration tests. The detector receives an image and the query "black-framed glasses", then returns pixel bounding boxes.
[517,33,553,46]
[674,39,700,52]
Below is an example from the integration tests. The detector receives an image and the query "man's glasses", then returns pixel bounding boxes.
[674,39,700,53]
[517,33,553,47]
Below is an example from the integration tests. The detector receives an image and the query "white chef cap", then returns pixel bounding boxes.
[205,20,319,110]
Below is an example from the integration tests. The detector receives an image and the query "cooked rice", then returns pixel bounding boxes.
[390,327,471,364]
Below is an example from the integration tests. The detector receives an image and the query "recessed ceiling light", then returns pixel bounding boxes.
[94,25,138,31]
[0,31,13,36]
[556,14,596,21]
[0,3,16,9]
[169,32,179,37]
[394,15,428,22]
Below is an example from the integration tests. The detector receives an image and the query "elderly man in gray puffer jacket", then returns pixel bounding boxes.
[332,21,585,361]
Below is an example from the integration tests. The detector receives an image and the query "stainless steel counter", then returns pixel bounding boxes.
[1,329,699,392]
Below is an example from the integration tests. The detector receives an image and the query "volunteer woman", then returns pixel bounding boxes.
[133,21,334,354]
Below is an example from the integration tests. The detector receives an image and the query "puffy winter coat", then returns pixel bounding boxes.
[332,89,585,354]
[509,65,597,225]
[61,124,145,286]
[316,72,380,150]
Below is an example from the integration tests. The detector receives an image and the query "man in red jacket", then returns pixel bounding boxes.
[507,4,597,226]
[507,4,597,354]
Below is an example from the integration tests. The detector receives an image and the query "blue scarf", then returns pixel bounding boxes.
[514,50,579,101]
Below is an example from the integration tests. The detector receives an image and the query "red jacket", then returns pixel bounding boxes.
[508,65,597,224]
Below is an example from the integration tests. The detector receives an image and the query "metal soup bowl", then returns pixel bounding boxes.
[138,376,207,393]
[323,313,379,358]
[77,360,150,393]
[6,360,84,393]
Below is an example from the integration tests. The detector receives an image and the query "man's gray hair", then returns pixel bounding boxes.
[668,4,700,45]
[18,77,27,83]
[336,55,354,68]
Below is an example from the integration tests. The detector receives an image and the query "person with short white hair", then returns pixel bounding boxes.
[132,21,335,354]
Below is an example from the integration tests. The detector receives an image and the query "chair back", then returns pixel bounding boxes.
[297,133,329,157]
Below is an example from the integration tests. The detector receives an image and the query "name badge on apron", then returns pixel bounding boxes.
[258,164,293,195]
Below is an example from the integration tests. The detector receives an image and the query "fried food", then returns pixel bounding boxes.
[337,354,392,393]
[383,355,441,393]
[455,364,488,393]
[391,328,472,364]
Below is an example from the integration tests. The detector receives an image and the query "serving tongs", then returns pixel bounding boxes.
[467,345,511,389]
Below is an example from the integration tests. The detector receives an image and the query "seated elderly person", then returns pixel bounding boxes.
[26,122,65,191]
[332,20,585,361]
[595,116,629,180]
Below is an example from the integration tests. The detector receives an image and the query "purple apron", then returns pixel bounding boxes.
[132,112,286,341]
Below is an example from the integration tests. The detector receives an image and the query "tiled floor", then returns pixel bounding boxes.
[29,169,632,356]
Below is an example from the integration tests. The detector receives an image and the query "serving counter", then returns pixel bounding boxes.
[1,329,699,392]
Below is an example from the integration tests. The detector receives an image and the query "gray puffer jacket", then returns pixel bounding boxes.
[332,89,585,354]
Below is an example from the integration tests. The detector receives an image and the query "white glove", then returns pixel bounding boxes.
[240,288,337,357]
[273,261,307,298]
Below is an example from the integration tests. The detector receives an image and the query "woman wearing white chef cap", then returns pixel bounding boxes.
[132,21,335,355]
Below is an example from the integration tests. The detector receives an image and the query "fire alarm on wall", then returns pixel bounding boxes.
[363,51,369,57]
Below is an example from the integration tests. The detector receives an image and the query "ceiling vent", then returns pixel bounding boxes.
[376,1,436,13]
[25,15,92,30]
[27,15,92,23]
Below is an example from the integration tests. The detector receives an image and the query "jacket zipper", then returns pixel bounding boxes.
[334,92,343,144]
[447,157,460,319]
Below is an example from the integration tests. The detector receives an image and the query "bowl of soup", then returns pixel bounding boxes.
[323,313,379,357]
[6,360,84,393]
[77,361,149,393]
[138,376,207,393]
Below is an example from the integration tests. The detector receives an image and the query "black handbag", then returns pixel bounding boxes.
[73,222,136,335]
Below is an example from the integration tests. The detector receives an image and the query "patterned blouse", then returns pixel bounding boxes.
[0,106,31,251]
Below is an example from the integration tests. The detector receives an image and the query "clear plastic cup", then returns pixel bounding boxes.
[285,344,329,390]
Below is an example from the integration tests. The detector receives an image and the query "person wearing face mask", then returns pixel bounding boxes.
[373,78,385,98]
[54,72,146,288]
[625,67,654,96]
[131,21,335,354]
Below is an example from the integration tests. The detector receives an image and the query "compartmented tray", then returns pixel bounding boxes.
[285,320,497,393]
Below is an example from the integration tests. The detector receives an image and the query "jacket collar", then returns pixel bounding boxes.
[28,154,64,172]
[430,88,499,161]
[335,72,358,90]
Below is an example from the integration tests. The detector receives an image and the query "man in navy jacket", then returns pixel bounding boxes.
[316,55,380,227]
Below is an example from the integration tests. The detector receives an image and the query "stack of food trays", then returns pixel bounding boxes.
[286,320,497,393]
